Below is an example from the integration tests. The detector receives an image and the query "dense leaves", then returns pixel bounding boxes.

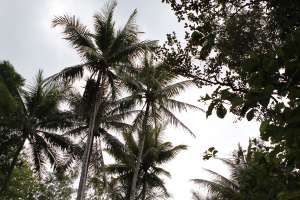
[162,0,300,173]
[1,155,75,200]
[0,68,79,194]
[194,140,300,200]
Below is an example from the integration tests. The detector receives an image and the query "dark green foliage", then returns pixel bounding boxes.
[161,0,300,172]
[1,157,42,200]
[39,170,77,200]
[216,104,227,119]
[0,154,76,200]
[0,67,79,192]
[0,156,75,200]
[238,140,300,200]
[246,109,255,121]
[194,140,300,200]
[203,147,218,160]
[0,61,24,123]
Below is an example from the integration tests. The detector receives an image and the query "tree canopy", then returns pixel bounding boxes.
[162,0,300,174]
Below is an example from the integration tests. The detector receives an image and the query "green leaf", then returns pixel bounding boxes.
[206,102,215,118]
[246,109,255,121]
[190,31,203,45]
[260,121,269,139]
[216,104,227,119]
[208,147,216,152]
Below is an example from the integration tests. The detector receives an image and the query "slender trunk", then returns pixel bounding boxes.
[76,74,102,200]
[129,103,150,200]
[0,135,26,194]
[96,138,108,200]
[141,177,147,200]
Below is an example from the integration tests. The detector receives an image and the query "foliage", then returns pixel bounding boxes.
[1,155,75,200]
[161,0,300,171]
[51,0,157,91]
[0,68,79,193]
[1,157,42,200]
[0,61,24,116]
[121,53,202,135]
[15,71,77,171]
[203,147,218,160]
[65,87,136,186]
[51,1,158,198]
[101,126,187,200]
[119,53,200,199]
[39,170,77,200]
[193,139,300,200]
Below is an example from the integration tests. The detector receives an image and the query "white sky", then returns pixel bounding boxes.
[0,0,259,199]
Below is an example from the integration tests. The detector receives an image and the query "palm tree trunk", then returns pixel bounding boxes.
[129,103,150,200]
[0,135,26,194]
[76,74,103,200]
[141,177,147,200]
[96,138,108,200]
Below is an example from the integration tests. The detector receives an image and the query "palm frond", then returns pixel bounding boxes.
[39,130,74,151]
[165,99,205,112]
[191,191,205,200]
[192,179,227,197]
[37,111,75,130]
[107,70,122,99]
[131,109,146,131]
[105,164,131,175]
[202,168,239,190]
[64,125,88,136]
[46,63,85,82]
[104,121,132,133]
[152,166,171,178]
[29,137,45,174]
[105,110,140,122]
[157,144,187,164]
[122,131,139,156]
[93,0,117,53]
[145,174,170,197]
[34,133,60,167]
[52,14,96,58]
[115,94,143,112]
[100,128,129,162]
[160,106,196,137]
[109,9,140,55]
[158,80,195,98]
[108,40,158,63]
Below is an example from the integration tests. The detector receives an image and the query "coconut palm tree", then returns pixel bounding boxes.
[119,54,203,199]
[191,143,253,200]
[102,126,187,200]
[0,71,79,194]
[51,1,156,198]
[192,160,241,200]
[193,140,300,200]
[65,81,139,191]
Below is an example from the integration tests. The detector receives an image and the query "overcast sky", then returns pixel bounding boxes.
[0,0,259,199]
